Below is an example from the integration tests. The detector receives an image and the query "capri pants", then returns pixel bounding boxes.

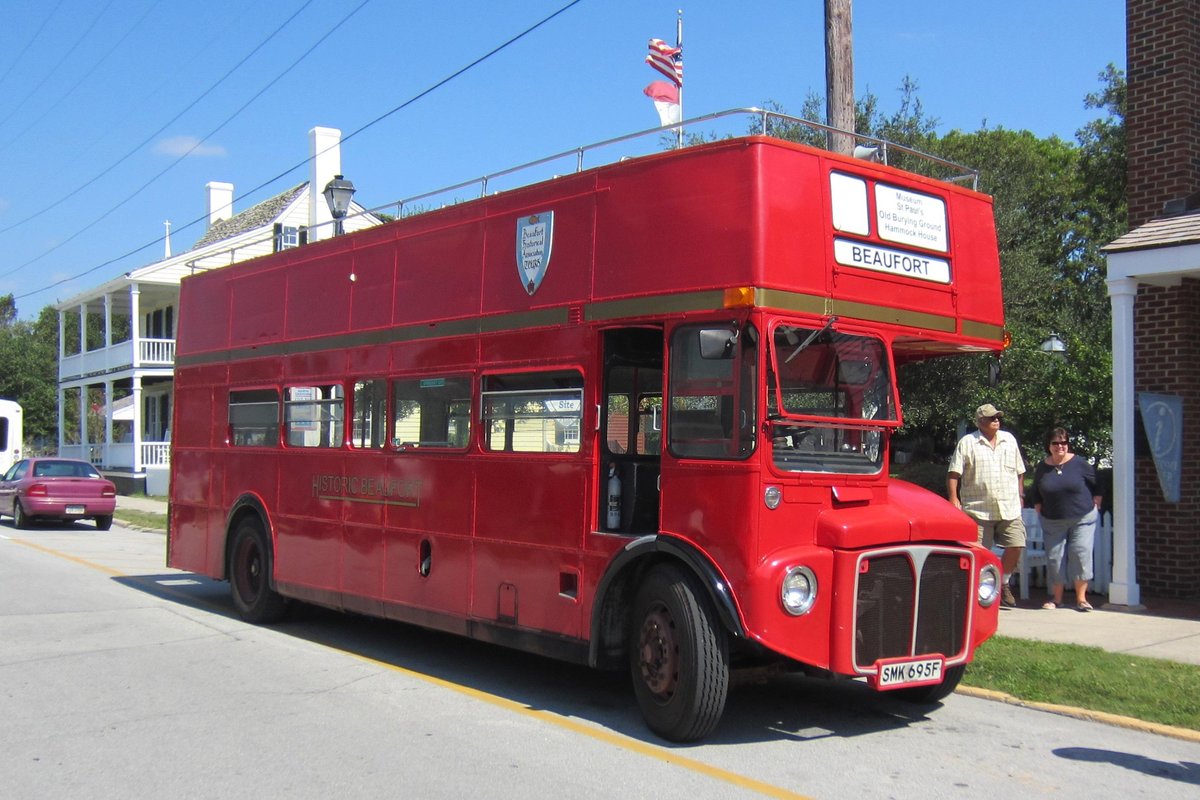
[1039,506,1098,586]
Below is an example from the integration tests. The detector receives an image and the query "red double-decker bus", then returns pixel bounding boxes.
[167,110,1006,741]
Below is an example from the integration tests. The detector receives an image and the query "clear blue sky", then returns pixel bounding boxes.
[0,0,1125,318]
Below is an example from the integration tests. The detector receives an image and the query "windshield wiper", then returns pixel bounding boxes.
[784,316,838,364]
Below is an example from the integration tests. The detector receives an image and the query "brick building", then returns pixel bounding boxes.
[1104,0,1200,602]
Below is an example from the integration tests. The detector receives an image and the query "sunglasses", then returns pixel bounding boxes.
[981,415,1000,422]
[1049,441,1069,446]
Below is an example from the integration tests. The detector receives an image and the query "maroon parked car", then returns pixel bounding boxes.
[0,458,117,530]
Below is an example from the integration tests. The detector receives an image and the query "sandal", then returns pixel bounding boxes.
[1077,601,1094,612]
[1041,601,1057,610]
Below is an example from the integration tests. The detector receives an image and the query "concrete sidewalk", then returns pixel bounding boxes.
[115,494,1200,667]
[997,599,1200,665]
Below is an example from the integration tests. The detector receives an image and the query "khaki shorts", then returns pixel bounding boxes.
[970,515,1026,549]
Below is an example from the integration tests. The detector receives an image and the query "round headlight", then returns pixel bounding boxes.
[764,485,782,510]
[978,564,1000,607]
[781,566,817,615]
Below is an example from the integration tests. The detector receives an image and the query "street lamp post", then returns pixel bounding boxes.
[322,174,356,236]
[1040,333,1067,358]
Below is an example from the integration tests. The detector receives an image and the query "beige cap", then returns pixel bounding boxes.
[976,403,1003,419]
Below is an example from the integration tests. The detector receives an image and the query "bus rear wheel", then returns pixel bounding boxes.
[229,518,288,623]
[629,564,729,742]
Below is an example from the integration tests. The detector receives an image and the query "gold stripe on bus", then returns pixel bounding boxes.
[830,298,956,332]
[584,290,727,322]
[961,319,1005,342]
[753,289,831,316]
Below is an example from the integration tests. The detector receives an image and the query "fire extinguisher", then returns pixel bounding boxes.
[606,464,622,530]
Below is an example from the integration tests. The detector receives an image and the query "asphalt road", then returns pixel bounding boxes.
[3,520,1199,800]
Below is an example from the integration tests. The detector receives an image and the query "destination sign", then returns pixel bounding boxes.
[834,238,951,284]
[874,183,948,252]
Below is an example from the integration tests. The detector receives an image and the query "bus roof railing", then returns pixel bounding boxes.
[356,107,978,228]
[184,107,980,270]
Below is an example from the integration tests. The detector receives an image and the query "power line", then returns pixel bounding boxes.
[14,0,587,305]
[0,0,118,133]
[0,0,317,238]
[0,0,163,158]
[0,0,67,96]
[8,0,370,289]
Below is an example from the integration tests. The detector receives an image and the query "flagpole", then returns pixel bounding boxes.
[676,9,684,149]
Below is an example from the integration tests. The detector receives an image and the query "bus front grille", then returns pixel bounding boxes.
[854,551,970,669]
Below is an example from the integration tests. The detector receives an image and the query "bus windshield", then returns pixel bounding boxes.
[766,322,895,475]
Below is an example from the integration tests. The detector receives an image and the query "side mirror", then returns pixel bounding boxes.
[699,328,735,359]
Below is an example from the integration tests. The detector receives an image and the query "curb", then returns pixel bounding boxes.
[957,685,1200,744]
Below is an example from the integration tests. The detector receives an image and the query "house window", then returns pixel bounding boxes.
[273,224,306,252]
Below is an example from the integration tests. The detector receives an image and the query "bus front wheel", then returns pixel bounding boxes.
[229,519,288,623]
[629,564,729,742]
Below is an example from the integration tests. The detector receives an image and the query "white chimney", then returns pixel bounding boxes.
[309,126,342,242]
[206,181,234,231]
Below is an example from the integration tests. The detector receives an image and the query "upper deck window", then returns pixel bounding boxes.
[767,323,893,474]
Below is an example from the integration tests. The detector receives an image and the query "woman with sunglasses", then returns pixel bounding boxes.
[1028,427,1102,611]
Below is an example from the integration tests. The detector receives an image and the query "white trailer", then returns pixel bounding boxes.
[0,400,23,475]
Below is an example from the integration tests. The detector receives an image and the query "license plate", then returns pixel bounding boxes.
[65,505,85,515]
[875,656,945,689]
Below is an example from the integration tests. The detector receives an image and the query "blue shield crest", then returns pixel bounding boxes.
[516,211,554,295]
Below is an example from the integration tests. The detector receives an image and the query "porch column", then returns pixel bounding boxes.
[77,386,87,461]
[104,292,112,348]
[132,376,143,472]
[57,386,65,457]
[57,310,65,359]
[129,283,141,367]
[78,304,86,354]
[104,381,114,467]
[1107,277,1141,607]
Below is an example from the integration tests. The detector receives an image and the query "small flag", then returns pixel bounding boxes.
[646,38,682,87]
[643,80,681,126]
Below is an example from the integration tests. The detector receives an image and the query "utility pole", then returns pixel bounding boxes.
[825,0,854,155]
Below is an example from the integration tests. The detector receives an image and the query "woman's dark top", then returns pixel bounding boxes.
[1029,456,1098,520]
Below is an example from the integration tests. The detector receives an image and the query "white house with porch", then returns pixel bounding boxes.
[56,127,381,494]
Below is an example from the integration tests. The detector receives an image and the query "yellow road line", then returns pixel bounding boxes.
[4,534,812,800]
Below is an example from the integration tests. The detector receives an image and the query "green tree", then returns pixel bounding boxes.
[0,303,59,444]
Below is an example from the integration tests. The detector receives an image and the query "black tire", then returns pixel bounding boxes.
[892,663,966,704]
[228,518,288,623]
[95,515,113,531]
[629,564,729,742]
[13,500,31,529]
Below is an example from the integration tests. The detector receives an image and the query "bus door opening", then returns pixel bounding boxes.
[600,328,663,534]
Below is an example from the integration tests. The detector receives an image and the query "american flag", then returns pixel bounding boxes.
[646,38,682,87]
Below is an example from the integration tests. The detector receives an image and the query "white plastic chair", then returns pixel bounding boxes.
[1017,508,1048,599]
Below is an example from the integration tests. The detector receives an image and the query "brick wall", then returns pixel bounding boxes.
[1133,282,1200,597]
[1126,0,1200,228]
[1128,1,1200,598]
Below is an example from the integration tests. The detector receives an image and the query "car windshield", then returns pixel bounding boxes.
[767,323,894,474]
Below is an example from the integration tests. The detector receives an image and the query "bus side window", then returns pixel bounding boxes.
[284,385,345,448]
[351,379,388,448]
[229,389,280,448]
[392,376,472,450]
[481,370,583,454]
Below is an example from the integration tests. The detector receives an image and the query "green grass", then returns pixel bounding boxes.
[964,635,1200,730]
[112,508,167,531]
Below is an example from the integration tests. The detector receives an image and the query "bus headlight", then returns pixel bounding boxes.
[781,566,817,616]
[978,564,1000,607]
[763,486,782,509]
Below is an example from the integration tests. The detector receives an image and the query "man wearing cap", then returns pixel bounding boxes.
[947,403,1026,608]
